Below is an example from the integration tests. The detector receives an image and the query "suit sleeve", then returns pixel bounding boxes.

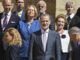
[56,33,61,60]
[49,15,55,30]
[28,33,35,60]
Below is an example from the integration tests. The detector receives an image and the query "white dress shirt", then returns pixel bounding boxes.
[65,13,75,19]
[1,11,11,30]
[41,28,49,52]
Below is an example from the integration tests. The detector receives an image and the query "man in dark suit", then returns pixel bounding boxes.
[64,2,80,30]
[0,0,19,59]
[13,0,25,20]
[29,14,61,60]
[37,0,55,30]
[69,26,80,60]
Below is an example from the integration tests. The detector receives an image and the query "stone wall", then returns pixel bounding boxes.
[56,0,80,17]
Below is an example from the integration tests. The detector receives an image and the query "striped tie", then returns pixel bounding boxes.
[3,13,7,27]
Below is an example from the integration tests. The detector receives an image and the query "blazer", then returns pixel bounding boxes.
[0,12,20,60]
[64,15,80,30]
[70,41,80,60]
[13,11,25,20]
[76,7,80,18]
[18,20,41,58]
[4,45,20,60]
[29,30,61,60]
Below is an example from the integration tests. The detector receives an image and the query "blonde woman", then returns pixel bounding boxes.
[3,28,22,60]
[18,4,41,60]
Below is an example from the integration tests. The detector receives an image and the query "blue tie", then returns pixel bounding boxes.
[3,13,7,27]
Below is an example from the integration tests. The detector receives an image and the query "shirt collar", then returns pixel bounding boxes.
[66,13,75,19]
[3,11,11,16]
[41,28,49,33]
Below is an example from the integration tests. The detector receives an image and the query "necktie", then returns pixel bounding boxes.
[3,13,7,27]
[67,16,71,23]
[67,16,71,30]
[17,12,21,18]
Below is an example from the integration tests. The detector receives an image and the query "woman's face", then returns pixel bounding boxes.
[4,32,13,44]
[27,6,35,18]
[56,18,65,30]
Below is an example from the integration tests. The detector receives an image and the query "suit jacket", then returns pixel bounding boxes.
[64,15,80,30]
[37,12,55,30]
[18,20,41,57]
[0,12,20,60]
[71,41,80,60]
[76,7,80,18]
[13,11,25,20]
[29,30,61,60]
[4,45,20,60]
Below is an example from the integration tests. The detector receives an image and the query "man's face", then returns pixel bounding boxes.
[3,1,12,13]
[38,3,46,13]
[69,32,80,43]
[40,16,50,30]
[16,0,24,11]
[66,5,74,15]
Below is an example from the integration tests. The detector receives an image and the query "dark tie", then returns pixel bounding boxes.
[67,16,71,23]
[67,16,71,30]
[3,13,8,27]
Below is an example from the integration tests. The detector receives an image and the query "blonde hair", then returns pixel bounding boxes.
[4,28,22,46]
[25,5,38,19]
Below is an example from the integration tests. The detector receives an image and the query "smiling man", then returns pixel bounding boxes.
[29,14,61,60]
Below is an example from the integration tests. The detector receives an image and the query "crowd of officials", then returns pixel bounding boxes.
[0,0,80,60]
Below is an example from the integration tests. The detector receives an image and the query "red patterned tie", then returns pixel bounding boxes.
[3,13,7,27]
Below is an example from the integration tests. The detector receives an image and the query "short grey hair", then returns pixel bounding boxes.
[40,14,51,21]
[37,0,47,7]
[69,26,80,34]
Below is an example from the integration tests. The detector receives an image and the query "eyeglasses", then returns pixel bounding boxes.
[39,6,45,8]
[17,2,24,3]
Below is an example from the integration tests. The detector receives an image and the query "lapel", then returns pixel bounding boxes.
[5,14,12,29]
[36,30,44,52]
[21,11,24,20]
[45,30,51,52]
[37,30,52,53]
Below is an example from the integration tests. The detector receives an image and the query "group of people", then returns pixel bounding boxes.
[0,0,80,60]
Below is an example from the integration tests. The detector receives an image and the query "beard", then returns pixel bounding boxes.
[42,25,49,30]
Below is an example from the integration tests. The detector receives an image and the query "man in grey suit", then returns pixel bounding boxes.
[29,14,61,60]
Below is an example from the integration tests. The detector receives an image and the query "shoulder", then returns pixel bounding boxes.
[19,20,27,24]
[49,30,59,36]
[0,12,3,15]
[32,30,41,36]
[73,15,80,19]
[33,20,40,23]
